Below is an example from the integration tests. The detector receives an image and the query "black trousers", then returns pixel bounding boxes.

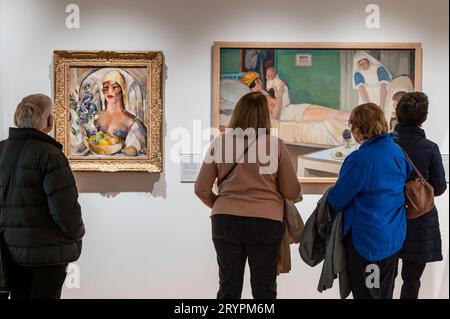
[211,214,283,299]
[400,260,426,299]
[345,235,399,299]
[3,252,67,299]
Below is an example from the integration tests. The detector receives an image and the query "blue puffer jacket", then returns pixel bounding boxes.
[328,133,412,262]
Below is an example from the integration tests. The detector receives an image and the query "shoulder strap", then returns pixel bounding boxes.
[217,135,258,187]
[399,144,426,182]
[405,137,423,152]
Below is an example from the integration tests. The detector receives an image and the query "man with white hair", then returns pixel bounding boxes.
[0,94,85,299]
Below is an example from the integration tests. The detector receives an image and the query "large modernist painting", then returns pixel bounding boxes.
[212,42,422,182]
[53,51,163,172]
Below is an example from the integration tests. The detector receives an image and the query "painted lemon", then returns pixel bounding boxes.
[99,139,111,146]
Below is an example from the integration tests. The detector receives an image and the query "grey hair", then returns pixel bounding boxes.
[14,94,53,129]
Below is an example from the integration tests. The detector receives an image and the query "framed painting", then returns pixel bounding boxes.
[53,50,163,172]
[212,42,422,185]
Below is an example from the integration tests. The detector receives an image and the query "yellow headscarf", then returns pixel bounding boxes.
[240,71,260,87]
[102,70,127,107]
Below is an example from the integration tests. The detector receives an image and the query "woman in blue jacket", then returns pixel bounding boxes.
[394,92,447,299]
[328,103,412,299]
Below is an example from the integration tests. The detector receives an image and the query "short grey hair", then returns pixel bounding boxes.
[14,94,53,129]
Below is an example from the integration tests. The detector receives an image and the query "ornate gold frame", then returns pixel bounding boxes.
[53,50,163,172]
[212,42,422,188]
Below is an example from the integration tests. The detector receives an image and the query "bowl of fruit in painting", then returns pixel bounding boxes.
[83,131,123,155]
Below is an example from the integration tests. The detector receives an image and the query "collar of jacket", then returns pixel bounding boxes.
[8,127,63,150]
[394,123,426,139]
[358,132,393,150]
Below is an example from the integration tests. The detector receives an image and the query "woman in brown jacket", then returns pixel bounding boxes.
[195,92,301,299]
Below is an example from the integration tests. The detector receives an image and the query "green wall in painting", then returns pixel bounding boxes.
[220,49,241,73]
[275,49,340,109]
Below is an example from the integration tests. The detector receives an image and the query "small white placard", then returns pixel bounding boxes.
[295,53,312,67]
[180,153,202,183]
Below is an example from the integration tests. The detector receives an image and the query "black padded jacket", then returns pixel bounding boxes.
[0,128,85,266]
[394,123,447,263]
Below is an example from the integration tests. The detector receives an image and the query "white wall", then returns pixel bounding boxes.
[0,0,5,136]
[0,0,448,299]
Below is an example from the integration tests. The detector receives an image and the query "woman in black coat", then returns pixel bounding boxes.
[394,92,447,299]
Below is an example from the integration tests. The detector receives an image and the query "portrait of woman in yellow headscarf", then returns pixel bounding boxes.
[95,69,148,155]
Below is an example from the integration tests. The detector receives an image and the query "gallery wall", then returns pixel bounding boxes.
[0,0,4,133]
[0,0,448,298]
[275,49,341,107]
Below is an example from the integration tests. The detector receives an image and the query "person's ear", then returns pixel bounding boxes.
[42,114,53,134]
[351,129,361,144]
[48,114,54,131]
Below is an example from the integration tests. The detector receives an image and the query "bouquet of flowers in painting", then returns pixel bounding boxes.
[67,67,148,158]
[69,83,101,155]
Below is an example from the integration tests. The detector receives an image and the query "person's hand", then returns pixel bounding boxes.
[276,81,286,98]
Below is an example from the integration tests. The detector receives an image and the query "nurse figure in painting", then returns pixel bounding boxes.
[353,51,392,112]
[96,70,147,155]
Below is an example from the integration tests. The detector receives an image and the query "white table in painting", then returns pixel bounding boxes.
[298,145,358,177]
